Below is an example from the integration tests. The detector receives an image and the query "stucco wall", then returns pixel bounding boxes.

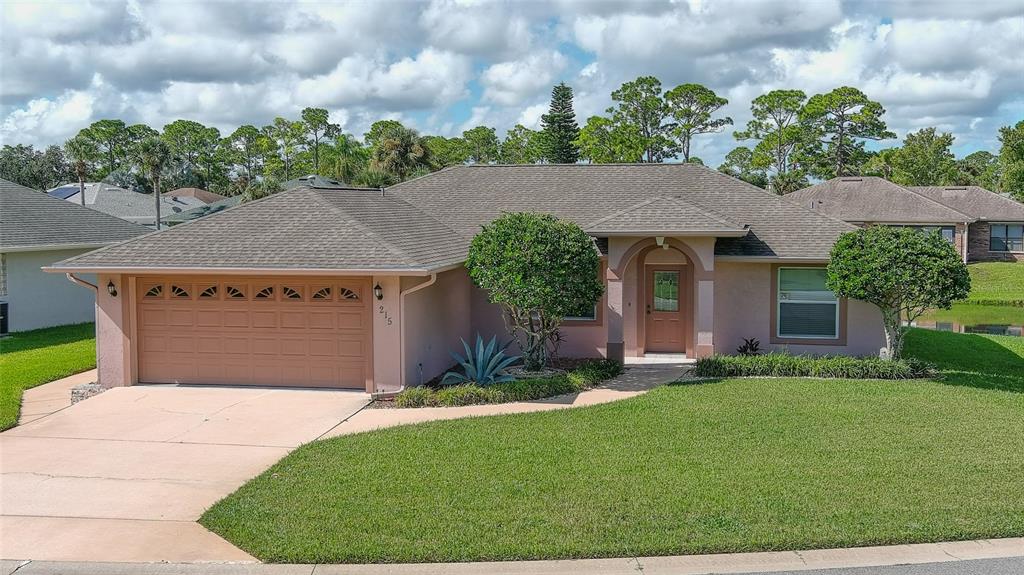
[95,273,130,388]
[2,249,98,332]
[401,268,473,386]
[714,261,886,356]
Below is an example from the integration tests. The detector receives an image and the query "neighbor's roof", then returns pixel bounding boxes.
[163,187,227,204]
[49,182,205,223]
[787,177,973,224]
[909,186,1024,221]
[164,195,242,225]
[50,186,466,273]
[1,178,148,251]
[49,164,859,273]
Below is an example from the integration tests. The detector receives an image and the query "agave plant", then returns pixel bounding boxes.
[441,334,520,386]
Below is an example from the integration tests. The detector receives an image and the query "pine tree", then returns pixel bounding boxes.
[540,83,580,164]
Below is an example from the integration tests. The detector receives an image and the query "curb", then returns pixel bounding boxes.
[4,537,1023,575]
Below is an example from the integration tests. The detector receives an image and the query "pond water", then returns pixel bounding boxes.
[913,304,1024,338]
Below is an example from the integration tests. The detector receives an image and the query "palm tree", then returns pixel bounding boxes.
[136,137,171,230]
[64,134,99,205]
[370,127,430,181]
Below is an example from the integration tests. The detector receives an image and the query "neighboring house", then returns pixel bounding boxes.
[164,195,242,226]
[788,177,1024,263]
[164,187,227,204]
[0,178,147,333]
[48,182,210,228]
[48,164,886,393]
[283,175,350,189]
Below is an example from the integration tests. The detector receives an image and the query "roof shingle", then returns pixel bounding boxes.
[1,178,148,251]
[786,177,972,223]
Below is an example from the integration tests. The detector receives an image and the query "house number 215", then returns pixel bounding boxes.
[379,305,393,325]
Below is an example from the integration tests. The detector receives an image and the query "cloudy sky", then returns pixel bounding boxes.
[1,0,1021,167]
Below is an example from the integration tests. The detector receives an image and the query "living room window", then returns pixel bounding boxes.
[990,223,1023,252]
[777,267,839,339]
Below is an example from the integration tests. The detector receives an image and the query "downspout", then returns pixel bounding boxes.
[66,273,98,291]
[962,222,970,264]
[371,273,437,399]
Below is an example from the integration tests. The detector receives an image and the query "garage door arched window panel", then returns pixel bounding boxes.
[225,285,246,299]
[198,284,219,299]
[311,286,332,301]
[143,283,165,299]
[282,286,304,301]
[254,285,275,300]
[338,287,360,301]
[170,284,191,299]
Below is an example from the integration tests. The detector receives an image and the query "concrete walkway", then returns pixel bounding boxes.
[16,369,95,425]
[3,538,1022,574]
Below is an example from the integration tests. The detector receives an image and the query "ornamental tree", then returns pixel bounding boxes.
[466,212,604,370]
[826,226,970,360]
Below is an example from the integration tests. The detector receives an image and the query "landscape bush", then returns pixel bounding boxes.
[392,358,623,408]
[693,352,936,380]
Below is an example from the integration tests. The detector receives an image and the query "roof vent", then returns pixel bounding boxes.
[944,187,967,190]
[840,177,863,182]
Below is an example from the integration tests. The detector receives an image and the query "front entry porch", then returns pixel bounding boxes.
[603,236,718,362]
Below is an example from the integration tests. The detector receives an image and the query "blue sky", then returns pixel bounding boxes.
[1,0,1021,168]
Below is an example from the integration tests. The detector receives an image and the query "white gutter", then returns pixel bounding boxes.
[372,273,438,399]
[43,262,464,277]
[65,273,98,291]
[3,243,108,253]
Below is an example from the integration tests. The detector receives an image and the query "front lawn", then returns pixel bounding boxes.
[0,323,97,430]
[202,328,1024,563]
[967,262,1024,305]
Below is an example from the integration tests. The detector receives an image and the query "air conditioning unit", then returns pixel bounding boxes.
[0,302,8,336]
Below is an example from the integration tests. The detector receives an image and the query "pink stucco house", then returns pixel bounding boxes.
[47,164,886,394]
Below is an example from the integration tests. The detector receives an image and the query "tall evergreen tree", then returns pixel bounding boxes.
[540,83,580,164]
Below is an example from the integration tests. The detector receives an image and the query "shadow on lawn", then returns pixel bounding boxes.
[905,328,1024,393]
[0,323,95,354]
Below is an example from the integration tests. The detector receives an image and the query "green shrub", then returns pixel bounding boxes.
[390,359,624,408]
[693,352,937,380]
[393,386,437,408]
[434,385,501,406]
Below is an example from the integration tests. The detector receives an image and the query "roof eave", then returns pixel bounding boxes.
[588,230,748,237]
[715,255,830,263]
[42,262,466,277]
[1,242,112,253]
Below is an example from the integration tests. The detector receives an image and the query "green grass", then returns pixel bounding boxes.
[966,262,1024,305]
[202,328,1024,564]
[919,303,1024,327]
[0,323,97,430]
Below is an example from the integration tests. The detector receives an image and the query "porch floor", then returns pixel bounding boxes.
[625,353,696,365]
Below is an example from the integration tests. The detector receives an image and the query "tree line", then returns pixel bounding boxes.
[1,78,1021,202]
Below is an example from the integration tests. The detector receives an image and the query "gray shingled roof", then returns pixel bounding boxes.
[909,186,1024,221]
[584,196,747,235]
[51,186,465,272]
[1,178,148,251]
[50,182,205,224]
[164,195,242,225]
[787,177,973,223]
[51,164,859,272]
[389,164,856,258]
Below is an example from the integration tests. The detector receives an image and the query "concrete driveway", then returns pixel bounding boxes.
[0,384,370,563]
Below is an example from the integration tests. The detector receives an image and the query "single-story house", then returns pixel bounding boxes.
[47,164,887,393]
[49,182,211,228]
[788,177,1024,263]
[0,178,147,333]
[164,187,228,204]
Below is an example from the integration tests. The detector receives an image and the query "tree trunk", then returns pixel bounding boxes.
[154,175,162,230]
[880,310,905,360]
[78,173,85,206]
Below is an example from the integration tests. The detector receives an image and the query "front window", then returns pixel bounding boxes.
[990,224,1023,252]
[777,267,839,339]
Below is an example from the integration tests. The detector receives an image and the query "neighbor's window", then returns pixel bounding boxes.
[777,267,839,339]
[990,224,1023,252]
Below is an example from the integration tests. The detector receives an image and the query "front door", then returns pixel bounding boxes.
[645,266,686,353]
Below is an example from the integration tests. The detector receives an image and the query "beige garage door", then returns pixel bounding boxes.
[136,276,371,389]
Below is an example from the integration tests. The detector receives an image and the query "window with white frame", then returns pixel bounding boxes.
[777,267,839,339]
[990,223,1023,252]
